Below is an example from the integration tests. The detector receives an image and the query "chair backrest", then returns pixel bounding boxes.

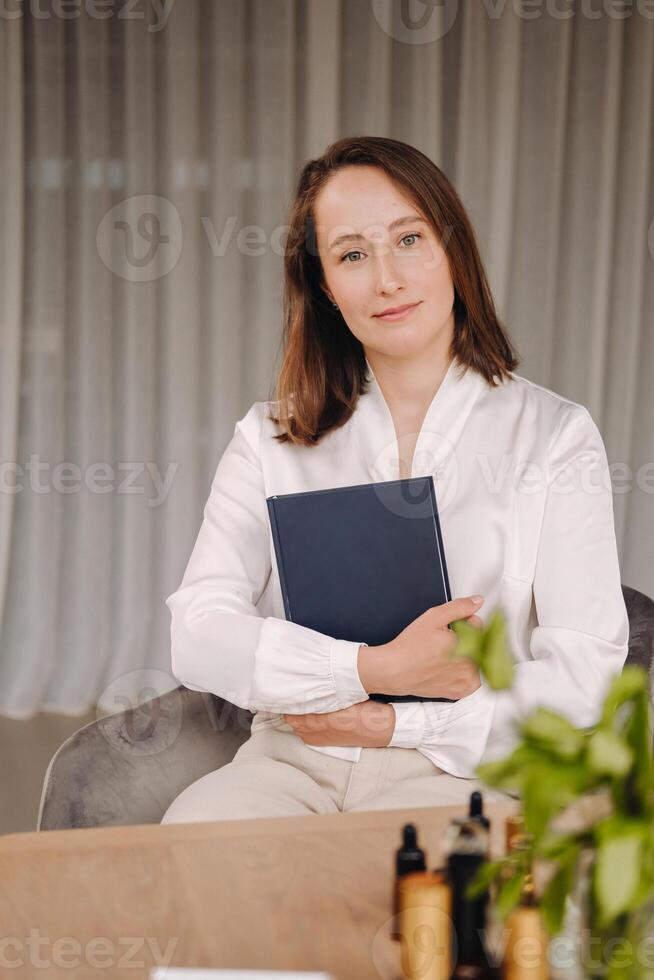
[37,584,654,831]
[37,687,252,830]
[622,585,654,678]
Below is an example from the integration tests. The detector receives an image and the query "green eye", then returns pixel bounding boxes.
[340,233,421,264]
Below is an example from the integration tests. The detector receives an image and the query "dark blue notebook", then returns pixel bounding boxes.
[266,476,453,704]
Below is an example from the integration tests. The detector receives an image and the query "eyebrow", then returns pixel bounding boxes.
[328,215,429,251]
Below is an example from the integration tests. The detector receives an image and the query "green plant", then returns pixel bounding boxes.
[451,612,654,977]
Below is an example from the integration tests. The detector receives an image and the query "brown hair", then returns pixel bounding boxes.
[269,136,519,447]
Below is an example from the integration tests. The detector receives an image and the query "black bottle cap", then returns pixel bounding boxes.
[396,823,427,876]
[469,791,490,831]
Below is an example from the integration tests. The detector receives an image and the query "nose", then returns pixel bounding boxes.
[373,248,405,297]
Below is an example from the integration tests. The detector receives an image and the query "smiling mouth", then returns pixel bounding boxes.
[373,302,421,321]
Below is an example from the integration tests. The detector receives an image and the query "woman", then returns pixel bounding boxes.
[161,137,629,824]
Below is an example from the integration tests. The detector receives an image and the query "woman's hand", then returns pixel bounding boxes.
[283,700,396,747]
[357,596,485,700]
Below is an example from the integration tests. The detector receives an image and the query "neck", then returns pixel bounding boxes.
[365,327,455,418]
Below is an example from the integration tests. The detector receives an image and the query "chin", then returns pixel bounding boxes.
[375,328,432,355]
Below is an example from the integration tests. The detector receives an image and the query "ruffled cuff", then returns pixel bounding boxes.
[388,701,428,748]
[415,683,497,778]
[249,617,369,715]
[387,684,496,777]
[330,638,369,704]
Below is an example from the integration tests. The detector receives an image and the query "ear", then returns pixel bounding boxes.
[320,284,335,306]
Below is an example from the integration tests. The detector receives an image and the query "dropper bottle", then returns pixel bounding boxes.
[468,791,491,856]
[392,823,427,941]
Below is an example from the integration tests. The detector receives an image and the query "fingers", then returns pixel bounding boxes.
[466,614,483,628]
[431,595,484,627]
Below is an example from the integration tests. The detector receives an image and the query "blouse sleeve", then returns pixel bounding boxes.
[388,405,630,777]
[165,404,369,715]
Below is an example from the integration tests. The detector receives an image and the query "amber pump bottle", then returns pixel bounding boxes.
[399,869,452,980]
[501,819,549,980]
[504,814,525,853]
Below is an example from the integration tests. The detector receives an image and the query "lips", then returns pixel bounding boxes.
[373,301,421,320]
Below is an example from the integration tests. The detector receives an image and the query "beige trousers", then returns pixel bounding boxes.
[161,720,513,824]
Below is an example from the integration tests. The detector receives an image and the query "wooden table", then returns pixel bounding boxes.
[0,800,520,979]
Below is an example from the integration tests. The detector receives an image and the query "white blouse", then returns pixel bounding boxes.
[165,356,630,777]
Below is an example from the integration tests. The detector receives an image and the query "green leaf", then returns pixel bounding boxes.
[451,609,514,691]
[476,744,547,792]
[631,836,654,912]
[587,729,634,779]
[593,814,650,845]
[600,668,648,728]
[605,940,637,980]
[495,870,526,920]
[624,866,654,914]
[521,708,585,761]
[540,847,581,935]
[538,831,586,861]
[622,694,654,811]
[450,618,484,662]
[523,764,591,839]
[465,859,505,900]
[480,611,515,690]
[593,826,645,925]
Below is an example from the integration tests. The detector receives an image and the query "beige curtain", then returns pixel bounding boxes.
[0,0,652,718]
[0,17,25,644]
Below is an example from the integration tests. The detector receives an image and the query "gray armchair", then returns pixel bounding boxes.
[37,585,654,831]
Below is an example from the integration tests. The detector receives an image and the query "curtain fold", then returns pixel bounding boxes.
[603,23,654,558]
[506,14,573,381]
[0,0,652,718]
[304,0,342,158]
[0,17,25,634]
[93,10,160,700]
[0,14,69,714]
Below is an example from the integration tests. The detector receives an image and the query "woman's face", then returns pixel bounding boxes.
[314,165,455,363]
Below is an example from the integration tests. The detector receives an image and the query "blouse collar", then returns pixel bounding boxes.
[355,354,490,483]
